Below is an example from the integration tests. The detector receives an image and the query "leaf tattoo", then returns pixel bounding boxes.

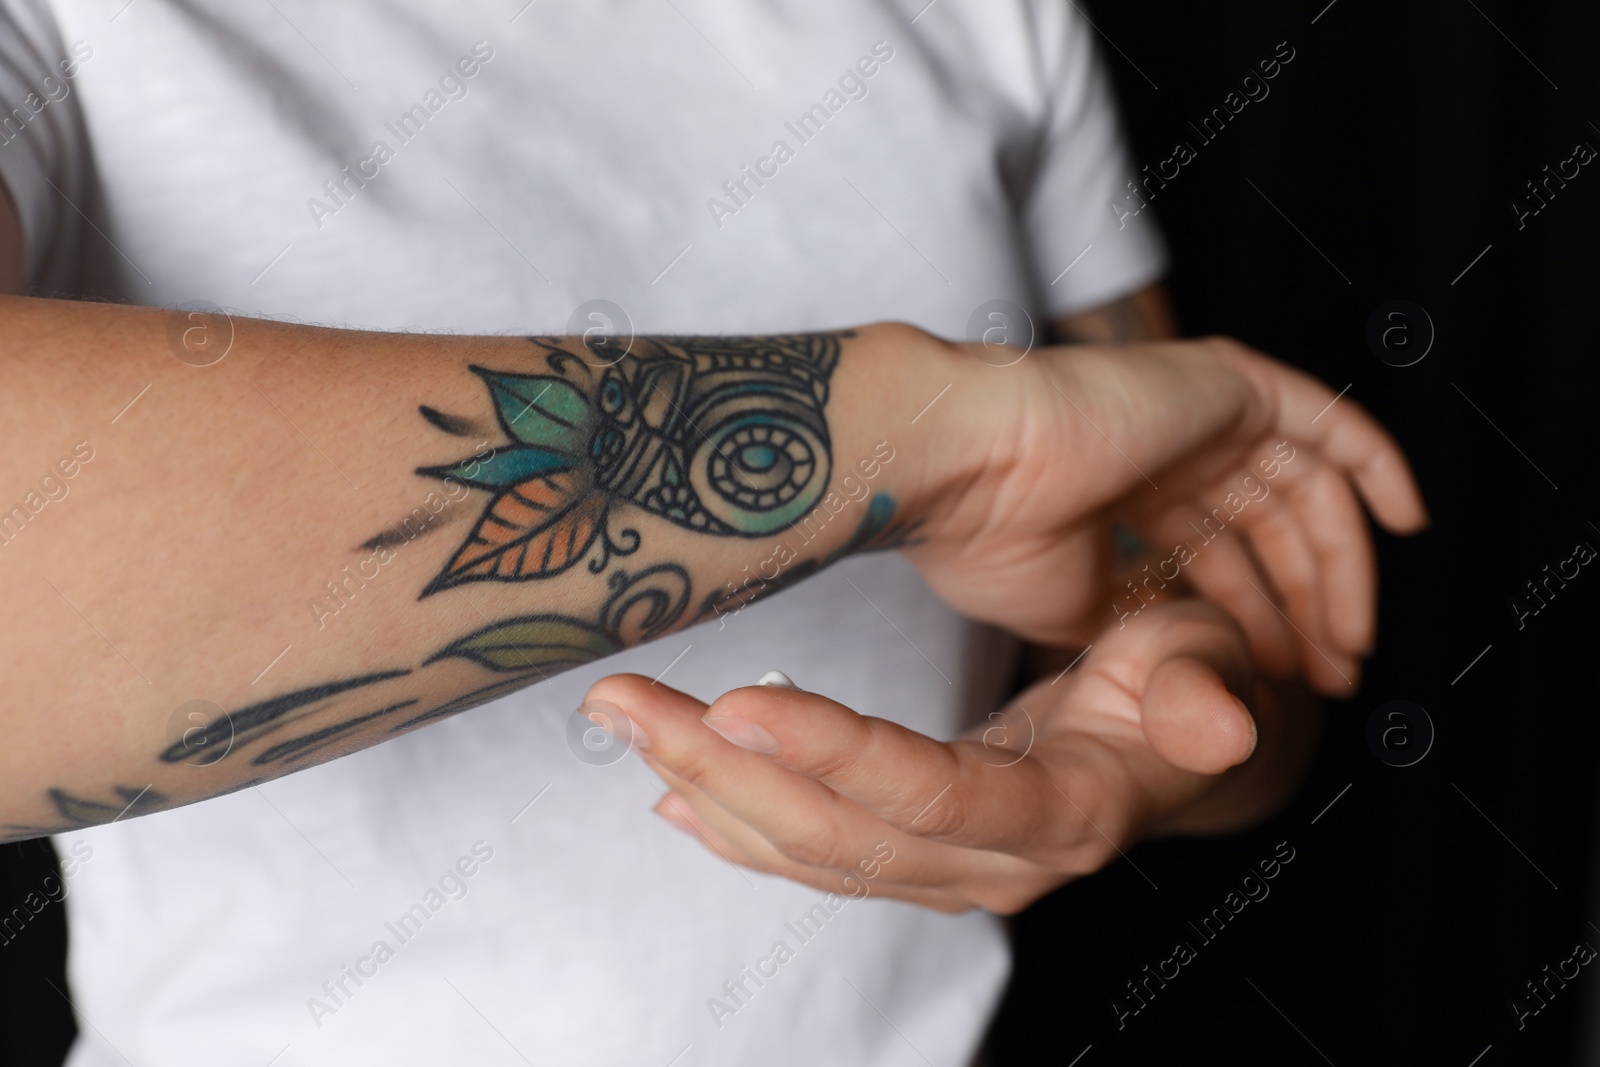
[426,564,690,674]
[415,333,844,596]
[30,336,862,840]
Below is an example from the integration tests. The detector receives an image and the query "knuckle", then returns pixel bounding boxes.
[1277,574,1318,612]
[771,819,849,870]
[805,738,867,782]
[1262,565,1311,604]
[666,748,719,791]
[903,793,968,841]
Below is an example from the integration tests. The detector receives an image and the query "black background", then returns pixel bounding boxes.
[2,0,1597,1063]
[989,0,1600,1064]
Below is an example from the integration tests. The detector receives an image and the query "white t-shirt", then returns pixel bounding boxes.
[0,2,1166,1064]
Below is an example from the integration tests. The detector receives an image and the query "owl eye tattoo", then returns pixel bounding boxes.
[414,332,846,596]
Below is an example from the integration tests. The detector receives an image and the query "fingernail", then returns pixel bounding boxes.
[703,715,781,755]
[757,670,800,689]
[580,699,650,753]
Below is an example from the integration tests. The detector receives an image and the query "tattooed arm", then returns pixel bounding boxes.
[0,294,1424,839]
[0,299,955,837]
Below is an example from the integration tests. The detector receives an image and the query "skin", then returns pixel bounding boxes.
[588,599,1317,914]
[0,196,1425,871]
[1037,282,1180,683]
[589,283,1335,913]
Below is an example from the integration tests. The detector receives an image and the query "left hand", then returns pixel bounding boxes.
[581,600,1317,914]
[893,333,1429,694]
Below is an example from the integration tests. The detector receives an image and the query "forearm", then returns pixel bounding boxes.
[0,296,969,839]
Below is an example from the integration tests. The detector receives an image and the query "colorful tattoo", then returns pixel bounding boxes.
[696,492,919,623]
[415,333,845,595]
[11,334,927,841]
[425,564,689,676]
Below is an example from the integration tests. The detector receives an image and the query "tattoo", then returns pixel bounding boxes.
[359,524,438,553]
[157,670,412,765]
[389,678,542,732]
[841,493,923,553]
[251,700,419,765]
[418,405,480,437]
[106,496,908,802]
[34,334,883,838]
[426,564,690,675]
[415,333,845,595]
[47,786,168,824]
[3,785,171,840]
[696,492,918,623]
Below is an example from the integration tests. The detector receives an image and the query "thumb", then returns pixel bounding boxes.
[582,672,712,756]
[1141,655,1258,775]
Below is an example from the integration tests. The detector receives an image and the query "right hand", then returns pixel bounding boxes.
[897,332,1428,695]
[587,598,1314,915]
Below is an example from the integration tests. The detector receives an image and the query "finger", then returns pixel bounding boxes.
[652,787,977,913]
[648,753,1003,893]
[1216,343,1429,534]
[1289,464,1378,655]
[1312,408,1428,536]
[1133,436,1374,681]
[1161,448,1363,691]
[653,789,768,871]
[586,673,889,871]
[700,681,1069,853]
[588,673,1033,871]
[661,774,1055,915]
[1148,506,1297,677]
[1238,495,1358,694]
[582,674,922,886]
[1141,655,1257,774]
[1083,598,1254,705]
[583,671,708,753]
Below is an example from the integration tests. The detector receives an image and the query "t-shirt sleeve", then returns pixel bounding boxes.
[0,0,89,291]
[1021,1,1167,319]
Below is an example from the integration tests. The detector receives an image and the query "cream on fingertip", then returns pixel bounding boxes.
[757,670,799,690]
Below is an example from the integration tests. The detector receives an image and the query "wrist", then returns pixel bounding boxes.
[825,321,994,545]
